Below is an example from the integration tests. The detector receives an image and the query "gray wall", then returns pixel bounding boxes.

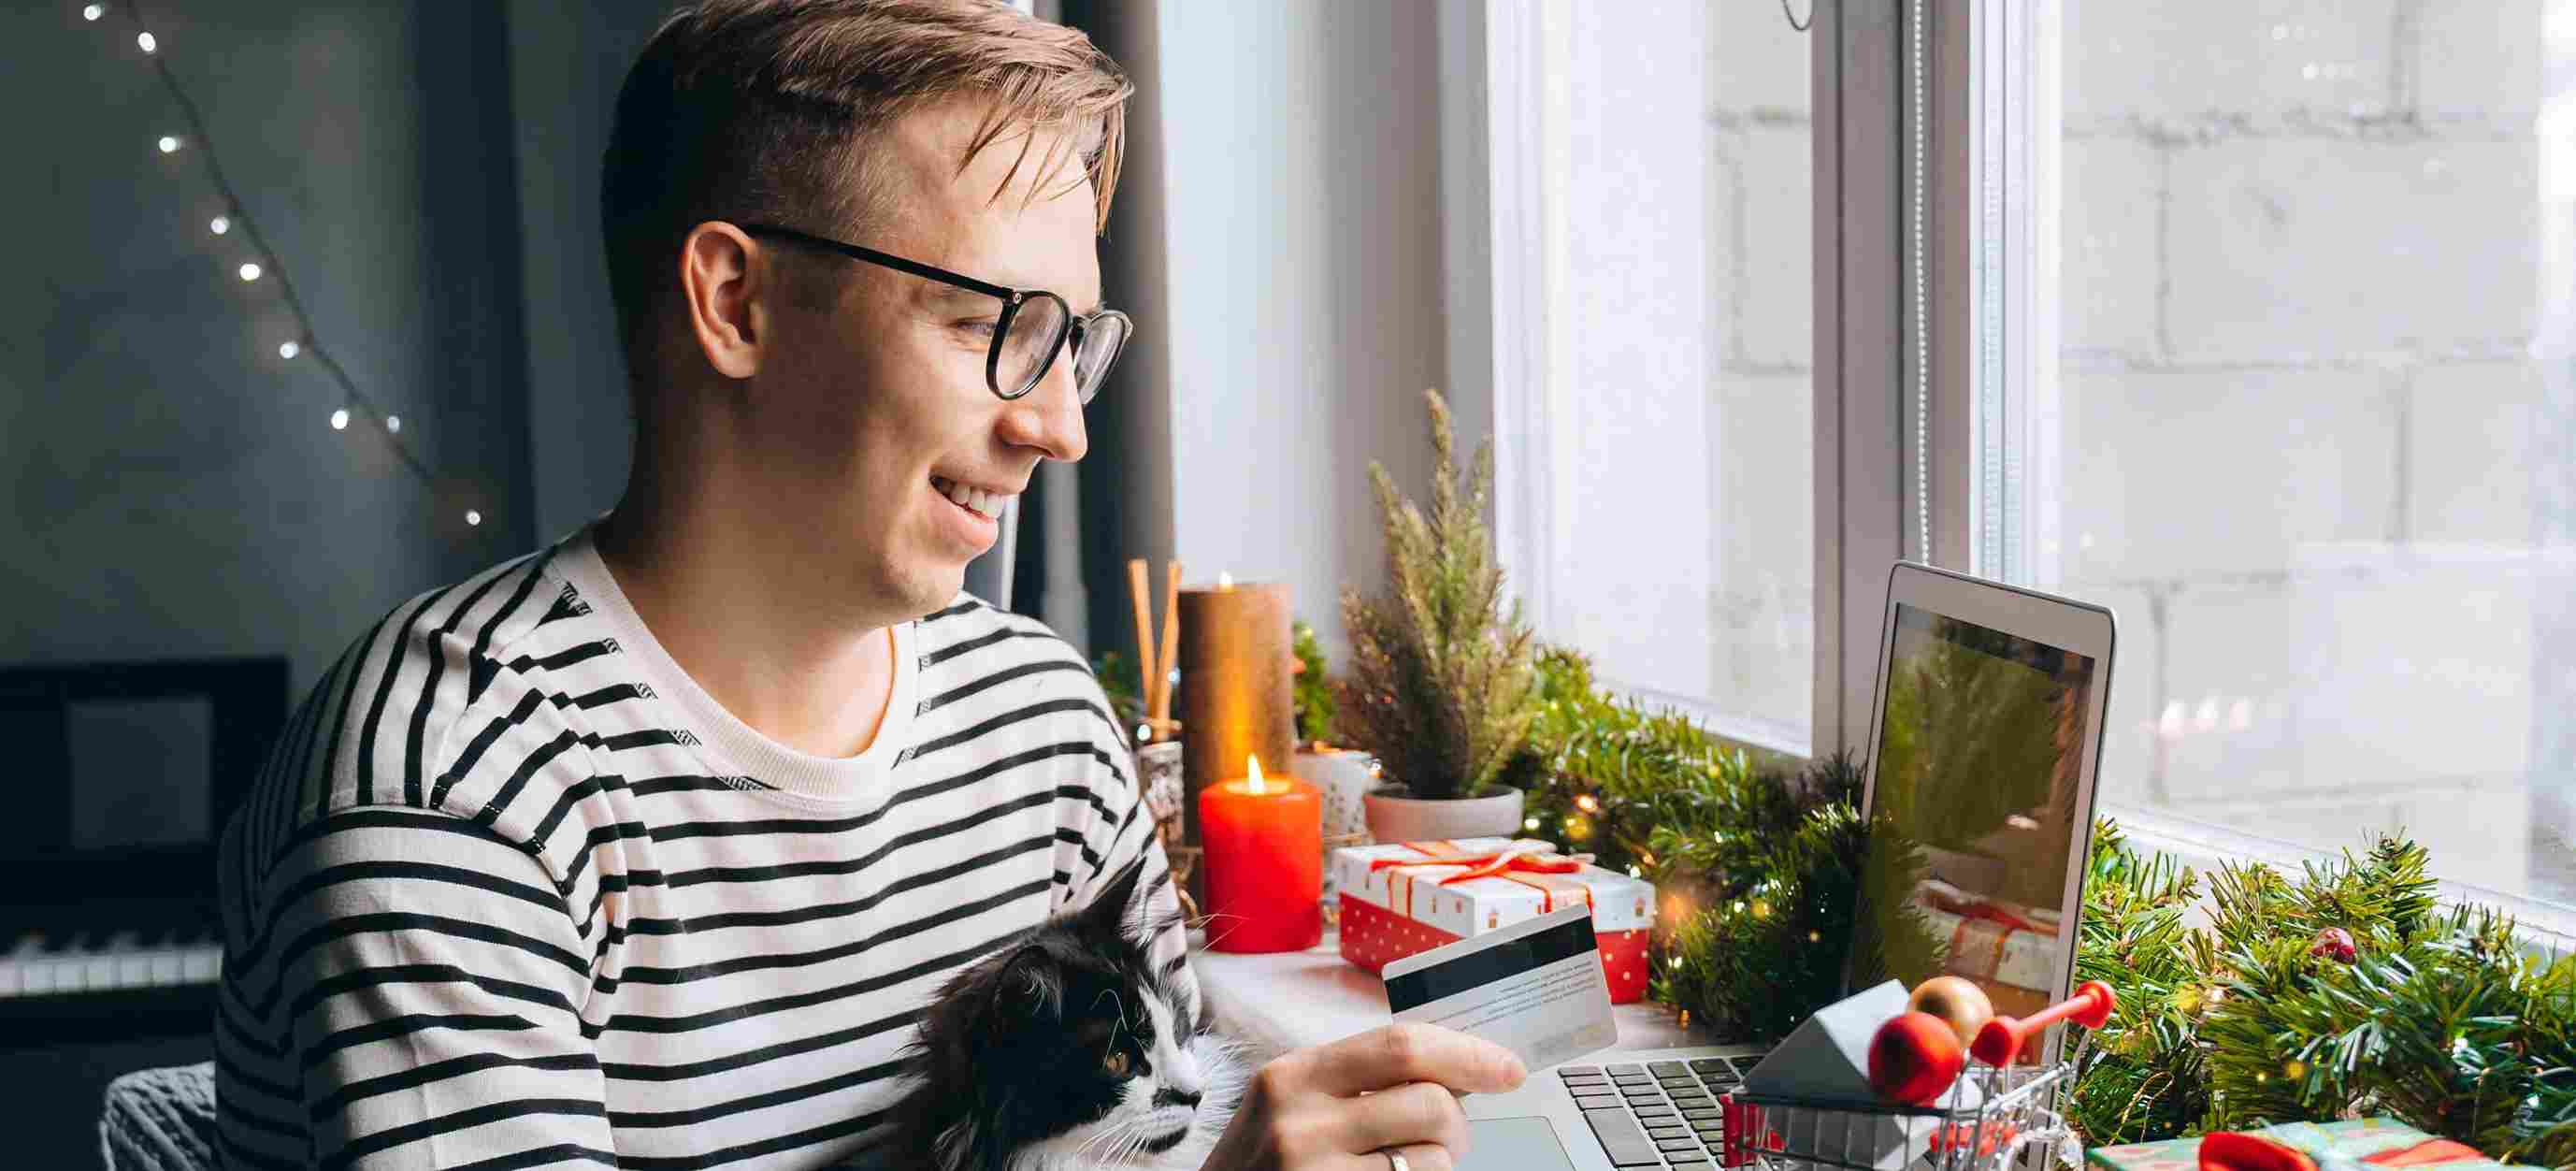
[5,0,532,696]
[508,0,668,543]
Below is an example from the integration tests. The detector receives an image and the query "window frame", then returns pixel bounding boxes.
[1466,0,1866,759]
[1815,0,1913,759]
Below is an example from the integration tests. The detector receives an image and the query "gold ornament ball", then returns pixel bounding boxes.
[1906,976,1995,1047]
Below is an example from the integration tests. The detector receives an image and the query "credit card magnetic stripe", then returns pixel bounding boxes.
[1383,912,1597,1012]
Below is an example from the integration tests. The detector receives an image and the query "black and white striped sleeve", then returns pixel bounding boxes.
[265,806,612,1170]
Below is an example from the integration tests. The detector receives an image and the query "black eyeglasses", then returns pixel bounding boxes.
[738,223,1131,404]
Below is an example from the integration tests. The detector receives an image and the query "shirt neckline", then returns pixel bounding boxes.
[554,518,918,802]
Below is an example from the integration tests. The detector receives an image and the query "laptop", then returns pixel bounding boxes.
[1449,561,2116,1170]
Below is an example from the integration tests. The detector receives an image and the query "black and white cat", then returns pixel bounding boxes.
[878,859,1249,1171]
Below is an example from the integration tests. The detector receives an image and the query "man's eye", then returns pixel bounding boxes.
[955,319,1000,340]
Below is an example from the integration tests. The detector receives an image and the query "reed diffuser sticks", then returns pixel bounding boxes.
[1127,557,1184,740]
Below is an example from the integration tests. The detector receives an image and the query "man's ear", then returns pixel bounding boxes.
[677,221,768,380]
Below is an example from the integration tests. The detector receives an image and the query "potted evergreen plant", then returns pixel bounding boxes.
[1336,387,1543,843]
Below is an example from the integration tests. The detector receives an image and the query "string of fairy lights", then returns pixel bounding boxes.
[82,2,484,529]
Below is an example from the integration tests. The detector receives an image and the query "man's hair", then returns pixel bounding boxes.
[600,0,1131,358]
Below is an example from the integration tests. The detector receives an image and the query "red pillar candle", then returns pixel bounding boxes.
[1197,755,1323,953]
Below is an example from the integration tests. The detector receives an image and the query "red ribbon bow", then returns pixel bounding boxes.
[1368,843,1598,915]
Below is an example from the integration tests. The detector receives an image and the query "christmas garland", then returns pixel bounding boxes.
[2071,821,2576,1166]
[1510,648,2575,1166]
[1513,647,1865,1039]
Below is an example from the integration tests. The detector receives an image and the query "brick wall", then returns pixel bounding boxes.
[2058,3,2569,901]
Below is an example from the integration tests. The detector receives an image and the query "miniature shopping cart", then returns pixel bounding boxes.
[1717,980,2114,1171]
[1717,1059,2080,1171]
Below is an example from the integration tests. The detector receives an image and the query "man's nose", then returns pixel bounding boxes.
[998,351,1087,462]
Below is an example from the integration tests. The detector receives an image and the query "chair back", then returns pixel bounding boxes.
[99,1062,217,1171]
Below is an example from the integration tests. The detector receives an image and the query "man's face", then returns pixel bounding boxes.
[745,100,1098,619]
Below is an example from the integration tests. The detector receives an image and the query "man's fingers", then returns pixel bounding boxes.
[1335,1080,1470,1159]
[1349,1142,1457,1171]
[1298,1022,1527,1097]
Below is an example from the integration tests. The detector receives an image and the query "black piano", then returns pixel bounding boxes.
[0,658,287,1047]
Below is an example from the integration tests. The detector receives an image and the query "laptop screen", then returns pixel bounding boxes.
[1859,603,2099,1022]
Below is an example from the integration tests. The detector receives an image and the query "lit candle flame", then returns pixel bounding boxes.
[1244,754,1266,795]
[1217,571,1234,589]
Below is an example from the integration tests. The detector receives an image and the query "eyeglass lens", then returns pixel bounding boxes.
[997,294,1127,403]
[997,294,1069,398]
[1072,314,1129,404]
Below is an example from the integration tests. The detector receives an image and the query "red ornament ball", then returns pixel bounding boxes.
[2310,927,2357,964]
[1867,1012,1965,1106]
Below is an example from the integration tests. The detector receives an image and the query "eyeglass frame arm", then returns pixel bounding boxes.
[735,221,1121,400]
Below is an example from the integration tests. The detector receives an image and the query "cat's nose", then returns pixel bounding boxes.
[1151,1088,1202,1110]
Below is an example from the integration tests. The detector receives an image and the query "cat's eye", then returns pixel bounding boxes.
[1101,1049,1130,1077]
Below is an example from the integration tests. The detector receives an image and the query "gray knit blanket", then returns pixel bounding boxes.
[99,1062,217,1171]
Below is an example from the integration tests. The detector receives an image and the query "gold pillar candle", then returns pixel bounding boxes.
[1176,578,1295,902]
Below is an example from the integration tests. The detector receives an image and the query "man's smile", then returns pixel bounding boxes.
[929,474,1015,522]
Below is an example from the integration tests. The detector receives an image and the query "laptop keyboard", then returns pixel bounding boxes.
[1555,1056,1758,1169]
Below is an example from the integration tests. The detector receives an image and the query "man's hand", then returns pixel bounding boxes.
[1201,1021,1529,1171]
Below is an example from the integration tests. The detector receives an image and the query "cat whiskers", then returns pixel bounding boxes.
[1068,1120,1129,1162]
[1092,987,1131,1044]
[1069,1110,1154,1166]
[1195,911,1252,953]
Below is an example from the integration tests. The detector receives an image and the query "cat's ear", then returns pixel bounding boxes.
[1074,855,1151,941]
[983,944,1064,1025]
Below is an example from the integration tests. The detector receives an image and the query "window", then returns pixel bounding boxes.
[1966,3,2576,928]
[1480,0,1817,756]
[1470,2,2572,935]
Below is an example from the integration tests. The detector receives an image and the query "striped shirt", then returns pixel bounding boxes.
[212,521,1189,1170]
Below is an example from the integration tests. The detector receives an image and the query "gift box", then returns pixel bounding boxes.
[2086,1119,2505,1171]
[1332,838,1657,1003]
[1915,878,2060,1003]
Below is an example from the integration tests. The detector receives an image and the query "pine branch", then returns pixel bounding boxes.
[2066,823,2576,1166]
[1333,388,1540,800]
[1291,619,1336,743]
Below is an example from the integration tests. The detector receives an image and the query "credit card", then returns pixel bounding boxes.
[1380,904,1619,1075]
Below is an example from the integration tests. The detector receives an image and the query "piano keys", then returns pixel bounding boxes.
[0,929,223,998]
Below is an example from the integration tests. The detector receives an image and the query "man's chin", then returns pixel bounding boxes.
[896,562,971,615]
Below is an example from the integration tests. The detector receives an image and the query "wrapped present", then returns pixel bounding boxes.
[1332,838,1657,1003]
[1908,878,2060,1013]
[2086,1119,2505,1171]
[1922,906,2055,996]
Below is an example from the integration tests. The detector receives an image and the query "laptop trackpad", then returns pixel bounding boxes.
[1460,1117,1579,1171]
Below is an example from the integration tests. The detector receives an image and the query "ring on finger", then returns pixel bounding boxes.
[1377,1142,1452,1171]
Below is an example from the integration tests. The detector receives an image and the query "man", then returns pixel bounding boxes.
[212,1,1521,1168]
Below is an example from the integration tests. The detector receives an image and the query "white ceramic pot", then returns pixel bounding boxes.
[1290,747,1380,843]
[1361,785,1525,844]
